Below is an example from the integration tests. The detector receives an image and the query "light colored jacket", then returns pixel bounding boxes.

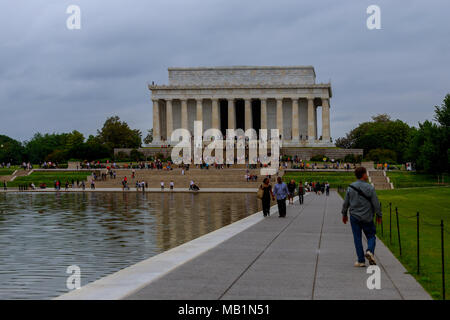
[342,180,382,223]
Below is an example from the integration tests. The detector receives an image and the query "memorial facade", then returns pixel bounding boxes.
[149,66,333,147]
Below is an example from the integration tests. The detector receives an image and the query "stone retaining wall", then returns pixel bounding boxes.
[114,147,363,161]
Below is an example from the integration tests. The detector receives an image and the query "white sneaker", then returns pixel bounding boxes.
[354,262,366,267]
[365,251,377,265]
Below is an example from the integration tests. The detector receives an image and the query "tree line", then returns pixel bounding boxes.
[335,94,449,174]
[0,116,145,165]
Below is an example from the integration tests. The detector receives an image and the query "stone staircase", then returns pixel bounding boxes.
[367,169,393,190]
[7,169,34,182]
[90,168,280,189]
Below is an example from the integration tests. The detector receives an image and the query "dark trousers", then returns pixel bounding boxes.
[277,198,287,217]
[299,194,304,204]
[262,198,271,216]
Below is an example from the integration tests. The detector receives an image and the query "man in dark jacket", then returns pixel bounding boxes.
[342,167,382,267]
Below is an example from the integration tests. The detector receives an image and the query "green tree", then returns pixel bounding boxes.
[0,135,24,164]
[407,94,450,174]
[434,94,450,127]
[143,129,153,144]
[81,135,111,161]
[366,148,397,163]
[65,130,85,160]
[336,114,412,163]
[130,149,145,161]
[96,116,142,150]
[24,133,68,164]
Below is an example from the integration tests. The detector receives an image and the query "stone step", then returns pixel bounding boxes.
[368,171,385,177]
[372,183,393,190]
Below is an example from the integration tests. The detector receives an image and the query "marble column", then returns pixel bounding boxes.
[152,99,160,143]
[276,98,283,139]
[166,99,173,142]
[245,99,252,131]
[291,98,299,141]
[307,97,315,142]
[211,99,219,129]
[196,99,203,122]
[314,106,318,139]
[228,98,235,130]
[260,98,267,130]
[181,99,188,130]
[322,98,330,141]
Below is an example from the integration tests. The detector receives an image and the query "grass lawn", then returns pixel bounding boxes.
[374,187,450,300]
[283,171,355,188]
[0,169,15,176]
[283,170,449,191]
[387,171,449,188]
[8,171,92,187]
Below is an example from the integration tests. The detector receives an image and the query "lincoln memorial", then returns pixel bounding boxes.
[149,66,333,147]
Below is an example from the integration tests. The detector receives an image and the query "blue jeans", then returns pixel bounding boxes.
[350,215,376,263]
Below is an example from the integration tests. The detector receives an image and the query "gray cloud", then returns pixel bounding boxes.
[0,0,449,142]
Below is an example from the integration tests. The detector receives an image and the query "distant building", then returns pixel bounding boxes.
[148,66,333,147]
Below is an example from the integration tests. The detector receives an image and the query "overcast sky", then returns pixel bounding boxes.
[1,0,449,142]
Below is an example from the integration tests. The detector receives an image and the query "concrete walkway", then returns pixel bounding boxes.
[126,191,430,300]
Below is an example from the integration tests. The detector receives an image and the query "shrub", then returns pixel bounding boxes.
[310,154,326,162]
[366,148,397,164]
[130,149,145,161]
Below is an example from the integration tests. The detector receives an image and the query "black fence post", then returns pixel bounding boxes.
[380,201,384,237]
[417,212,420,275]
[389,202,392,245]
[396,207,402,257]
[441,220,446,300]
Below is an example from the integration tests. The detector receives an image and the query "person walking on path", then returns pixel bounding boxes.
[273,177,289,218]
[342,167,382,267]
[259,177,275,217]
[298,180,304,204]
[287,179,296,205]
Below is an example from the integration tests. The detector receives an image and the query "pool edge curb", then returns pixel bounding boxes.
[55,195,301,300]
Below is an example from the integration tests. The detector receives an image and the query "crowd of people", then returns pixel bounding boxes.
[258,178,331,217]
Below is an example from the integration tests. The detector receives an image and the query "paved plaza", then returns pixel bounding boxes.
[126,191,430,300]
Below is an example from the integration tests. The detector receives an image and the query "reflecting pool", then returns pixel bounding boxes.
[0,192,261,299]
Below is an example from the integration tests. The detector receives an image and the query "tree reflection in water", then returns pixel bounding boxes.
[0,192,261,299]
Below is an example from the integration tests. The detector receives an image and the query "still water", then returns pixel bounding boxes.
[0,192,261,299]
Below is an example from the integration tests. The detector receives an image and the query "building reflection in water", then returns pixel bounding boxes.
[0,192,261,299]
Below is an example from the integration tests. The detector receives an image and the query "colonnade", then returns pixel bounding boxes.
[152,97,330,144]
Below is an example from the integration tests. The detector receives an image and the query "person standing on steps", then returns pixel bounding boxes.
[273,177,289,218]
[342,167,382,267]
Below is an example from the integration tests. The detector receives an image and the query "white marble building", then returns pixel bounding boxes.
[149,66,333,147]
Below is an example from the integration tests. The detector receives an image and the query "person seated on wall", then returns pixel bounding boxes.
[189,180,200,191]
